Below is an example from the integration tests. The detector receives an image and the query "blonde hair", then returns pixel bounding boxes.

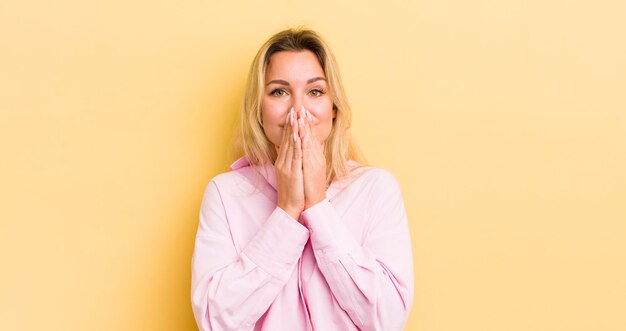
[231,27,366,183]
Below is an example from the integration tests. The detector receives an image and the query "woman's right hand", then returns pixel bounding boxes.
[275,107,305,221]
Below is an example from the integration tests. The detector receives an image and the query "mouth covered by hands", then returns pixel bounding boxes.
[274,106,327,222]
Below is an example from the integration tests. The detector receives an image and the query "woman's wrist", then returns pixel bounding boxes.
[286,209,302,221]
[278,204,302,221]
[305,195,326,210]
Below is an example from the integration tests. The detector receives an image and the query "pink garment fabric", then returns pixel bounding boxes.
[191,156,414,331]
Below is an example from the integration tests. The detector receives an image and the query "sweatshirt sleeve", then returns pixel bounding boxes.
[191,180,310,331]
[301,169,414,331]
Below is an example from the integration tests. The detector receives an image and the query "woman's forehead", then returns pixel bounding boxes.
[266,50,325,80]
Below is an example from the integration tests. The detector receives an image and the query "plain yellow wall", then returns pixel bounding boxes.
[1,0,625,330]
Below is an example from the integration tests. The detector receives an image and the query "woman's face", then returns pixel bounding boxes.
[262,50,335,149]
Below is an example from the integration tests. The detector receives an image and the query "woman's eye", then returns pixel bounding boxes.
[309,89,325,97]
[270,89,287,96]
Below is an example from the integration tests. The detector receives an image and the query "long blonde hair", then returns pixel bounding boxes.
[231,27,366,183]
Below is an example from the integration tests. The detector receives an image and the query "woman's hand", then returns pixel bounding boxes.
[275,107,306,221]
[299,107,327,210]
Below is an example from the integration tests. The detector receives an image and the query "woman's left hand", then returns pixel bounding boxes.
[299,107,327,210]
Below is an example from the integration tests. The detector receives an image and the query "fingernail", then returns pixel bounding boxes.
[306,110,313,121]
[299,116,305,126]
[293,131,298,142]
[290,109,294,125]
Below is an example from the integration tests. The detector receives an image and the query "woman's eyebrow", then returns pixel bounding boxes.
[265,77,326,86]
[266,79,289,86]
[306,77,326,84]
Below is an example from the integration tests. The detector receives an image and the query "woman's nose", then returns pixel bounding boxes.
[290,93,308,113]
[290,100,302,113]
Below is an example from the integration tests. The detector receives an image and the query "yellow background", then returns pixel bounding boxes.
[1,0,625,330]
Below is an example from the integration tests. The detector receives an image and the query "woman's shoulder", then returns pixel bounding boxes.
[341,161,402,191]
[205,162,261,194]
[208,169,248,186]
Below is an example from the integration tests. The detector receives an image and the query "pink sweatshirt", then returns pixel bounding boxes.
[191,156,414,331]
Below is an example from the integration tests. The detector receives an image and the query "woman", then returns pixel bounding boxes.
[191,28,414,331]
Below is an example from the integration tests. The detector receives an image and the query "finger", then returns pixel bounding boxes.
[291,110,301,165]
[284,108,295,169]
[293,136,302,169]
[304,109,315,138]
[298,108,306,140]
[302,109,312,160]
[304,109,312,144]
[292,108,300,147]
[276,107,292,165]
[293,132,302,171]
[305,109,322,153]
